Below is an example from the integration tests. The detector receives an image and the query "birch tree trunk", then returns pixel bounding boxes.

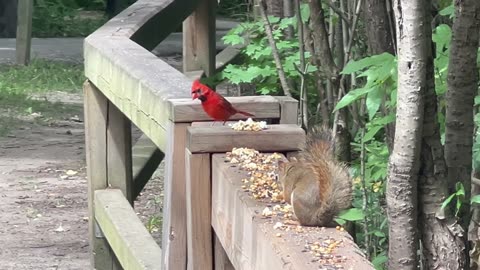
[387,0,427,268]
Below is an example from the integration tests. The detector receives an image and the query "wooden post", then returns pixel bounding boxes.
[182,0,217,77]
[107,102,133,204]
[214,235,234,270]
[185,150,212,270]
[84,80,120,269]
[161,122,190,270]
[273,96,299,124]
[16,0,33,65]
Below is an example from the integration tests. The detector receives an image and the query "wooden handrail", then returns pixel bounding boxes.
[84,0,200,151]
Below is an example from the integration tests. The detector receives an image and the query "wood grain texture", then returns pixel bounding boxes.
[168,96,281,123]
[214,234,234,270]
[16,0,33,65]
[161,122,190,270]
[185,150,213,270]
[186,124,305,153]
[83,80,118,269]
[84,0,200,150]
[95,189,163,270]
[107,102,133,204]
[211,154,374,270]
[183,0,216,76]
[273,96,298,124]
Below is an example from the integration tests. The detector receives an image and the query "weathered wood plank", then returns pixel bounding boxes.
[211,154,374,270]
[214,234,234,270]
[183,0,216,76]
[83,80,119,269]
[107,102,133,204]
[95,189,163,270]
[161,122,190,270]
[273,96,298,124]
[132,134,165,200]
[185,150,212,270]
[215,45,242,71]
[84,36,177,150]
[15,0,33,65]
[85,0,202,149]
[186,124,305,153]
[168,96,281,123]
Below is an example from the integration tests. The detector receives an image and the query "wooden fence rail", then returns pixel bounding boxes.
[83,0,372,269]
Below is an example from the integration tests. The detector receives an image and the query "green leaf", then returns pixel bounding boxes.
[222,34,245,46]
[300,3,310,23]
[366,86,383,120]
[334,218,347,225]
[455,182,465,196]
[471,195,480,204]
[337,208,365,221]
[334,87,374,111]
[363,125,383,142]
[475,96,480,106]
[341,53,395,75]
[372,254,388,269]
[439,4,454,18]
[373,231,386,237]
[441,193,456,209]
[432,24,452,51]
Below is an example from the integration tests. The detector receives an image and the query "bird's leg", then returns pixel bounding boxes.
[223,121,227,126]
[210,121,215,126]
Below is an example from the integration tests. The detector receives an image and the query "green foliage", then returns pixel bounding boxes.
[439,4,455,19]
[33,0,107,37]
[441,182,465,216]
[146,215,162,233]
[336,208,365,225]
[336,53,397,118]
[220,5,317,98]
[350,138,390,269]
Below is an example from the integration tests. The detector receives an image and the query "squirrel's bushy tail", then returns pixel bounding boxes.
[303,125,352,226]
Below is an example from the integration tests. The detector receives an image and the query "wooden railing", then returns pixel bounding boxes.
[83,0,373,269]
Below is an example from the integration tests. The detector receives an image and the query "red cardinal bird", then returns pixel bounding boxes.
[191,79,255,125]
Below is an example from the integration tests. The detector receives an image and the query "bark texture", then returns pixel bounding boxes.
[363,0,396,152]
[387,0,427,268]
[445,0,480,232]
[363,0,394,55]
[418,3,467,269]
[307,0,338,81]
[266,0,283,16]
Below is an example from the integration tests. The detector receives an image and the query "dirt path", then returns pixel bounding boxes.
[0,101,89,269]
[0,93,164,269]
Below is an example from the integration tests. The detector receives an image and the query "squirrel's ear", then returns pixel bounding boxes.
[278,160,286,170]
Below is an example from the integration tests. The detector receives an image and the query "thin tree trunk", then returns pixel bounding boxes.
[387,0,427,268]
[307,0,338,82]
[363,0,396,152]
[418,2,467,269]
[266,0,283,16]
[445,0,480,240]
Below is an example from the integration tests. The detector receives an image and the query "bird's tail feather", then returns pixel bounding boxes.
[237,110,255,117]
